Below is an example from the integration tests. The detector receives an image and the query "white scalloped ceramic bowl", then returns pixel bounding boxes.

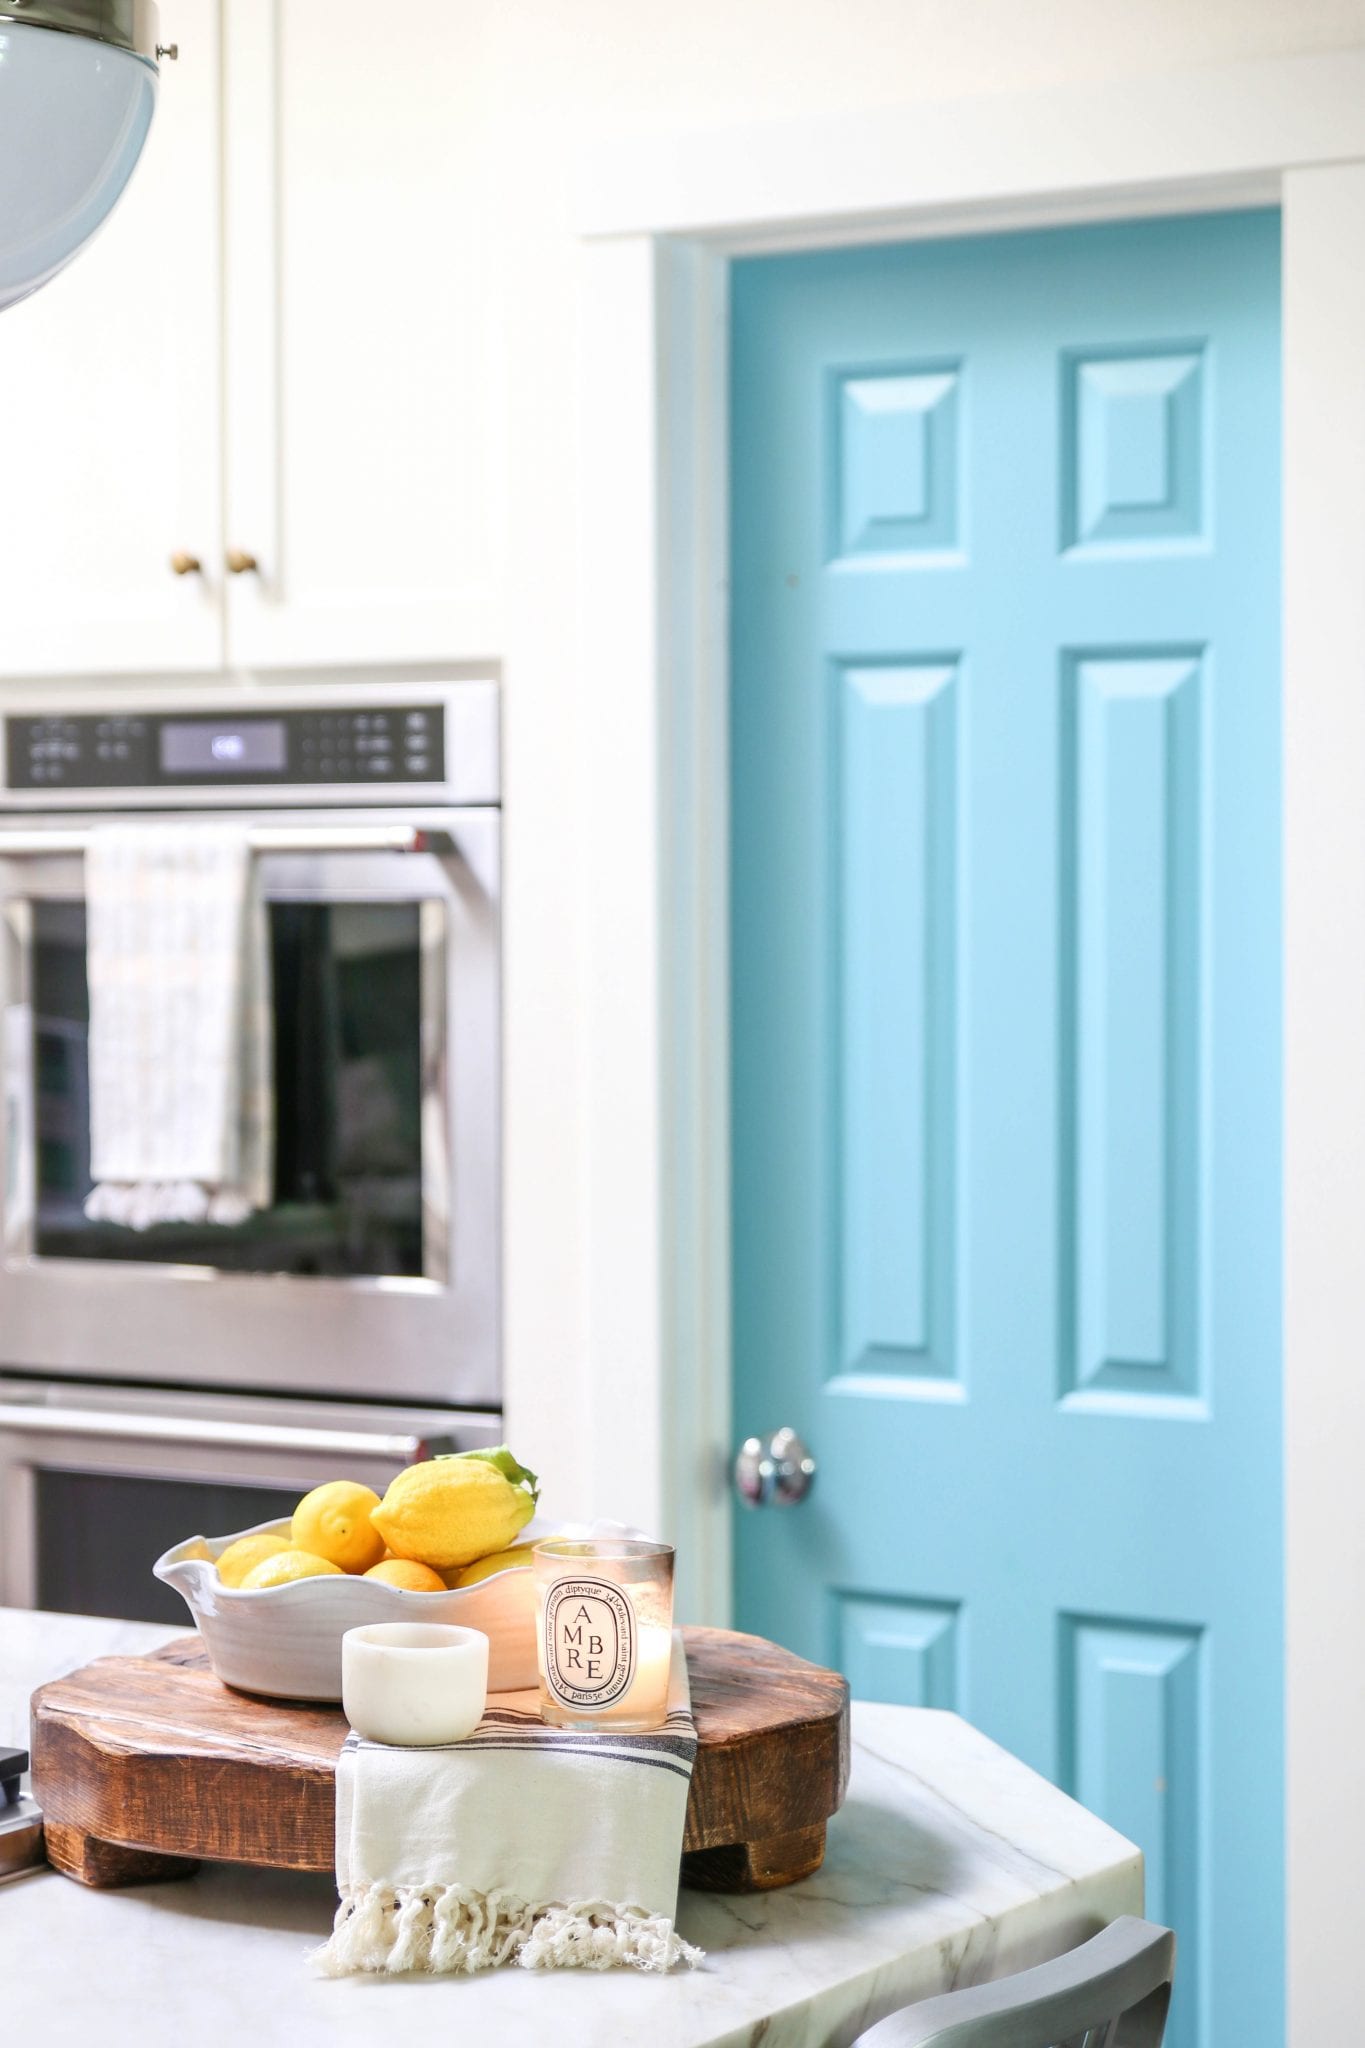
[153,1515,563,1701]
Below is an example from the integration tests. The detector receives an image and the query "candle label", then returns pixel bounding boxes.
[543,1577,636,1710]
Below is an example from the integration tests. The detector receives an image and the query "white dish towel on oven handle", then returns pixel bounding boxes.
[83,823,273,1229]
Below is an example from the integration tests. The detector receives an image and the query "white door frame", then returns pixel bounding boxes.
[576,50,1365,2041]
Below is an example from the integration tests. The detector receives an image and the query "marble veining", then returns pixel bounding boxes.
[1,1610,1142,2048]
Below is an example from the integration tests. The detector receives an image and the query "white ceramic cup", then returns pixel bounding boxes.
[341,1622,489,1746]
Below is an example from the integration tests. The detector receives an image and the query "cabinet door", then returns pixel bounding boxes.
[222,1,503,668]
[0,5,223,677]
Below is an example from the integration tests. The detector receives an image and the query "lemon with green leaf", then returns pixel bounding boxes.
[371,1448,539,1571]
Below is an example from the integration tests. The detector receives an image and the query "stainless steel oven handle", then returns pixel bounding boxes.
[0,825,454,857]
[0,1404,455,1461]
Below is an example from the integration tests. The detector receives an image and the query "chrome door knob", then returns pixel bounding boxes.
[733,1427,816,1508]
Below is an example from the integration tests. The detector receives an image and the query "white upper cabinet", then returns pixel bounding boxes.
[0,2,223,677]
[222,0,503,668]
[0,0,502,680]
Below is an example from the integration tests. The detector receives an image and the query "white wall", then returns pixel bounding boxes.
[493,0,1365,1530]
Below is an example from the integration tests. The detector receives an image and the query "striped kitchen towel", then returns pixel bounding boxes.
[314,1633,702,1976]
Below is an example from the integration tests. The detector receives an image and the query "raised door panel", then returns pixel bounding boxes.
[0,6,223,677]
[1061,1616,1203,1967]
[1061,651,1204,1406]
[834,1592,961,1709]
[837,660,959,1386]
[222,0,503,668]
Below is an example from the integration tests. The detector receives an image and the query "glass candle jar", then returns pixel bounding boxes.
[534,1538,675,1733]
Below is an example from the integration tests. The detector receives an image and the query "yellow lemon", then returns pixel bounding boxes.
[363,1557,447,1593]
[240,1549,344,1589]
[371,1447,539,1571]
[292,1480,386,1574]
[449,1542,539,1588]
[216,1531,291,1587]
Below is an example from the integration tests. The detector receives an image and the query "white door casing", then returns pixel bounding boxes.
[574,50,1365,2044]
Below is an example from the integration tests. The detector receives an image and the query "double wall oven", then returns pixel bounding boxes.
[0,681,501,1621]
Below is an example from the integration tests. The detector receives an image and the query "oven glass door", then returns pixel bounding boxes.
[32,897,433,1280]
[0,812,499,1403]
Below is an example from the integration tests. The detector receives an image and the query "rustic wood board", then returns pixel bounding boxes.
[31,1625,849,1895]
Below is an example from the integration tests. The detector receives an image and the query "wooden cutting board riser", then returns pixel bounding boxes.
[31,1625,849,1895]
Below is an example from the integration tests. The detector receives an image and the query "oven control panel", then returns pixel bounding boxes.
[6,704,447,793]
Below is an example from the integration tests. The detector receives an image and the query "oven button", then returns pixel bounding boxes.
[407,754,430,775]
[368,757,391,773]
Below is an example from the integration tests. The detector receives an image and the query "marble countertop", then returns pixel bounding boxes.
[1,1609,1142,2048]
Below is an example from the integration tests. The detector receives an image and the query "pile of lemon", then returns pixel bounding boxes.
[216,1446,540,1593]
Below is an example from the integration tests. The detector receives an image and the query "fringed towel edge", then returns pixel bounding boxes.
[84,1179,255,1230]
[312,1883,705,1977]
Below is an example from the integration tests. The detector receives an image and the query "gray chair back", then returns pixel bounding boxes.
[851,1915,1175,2048]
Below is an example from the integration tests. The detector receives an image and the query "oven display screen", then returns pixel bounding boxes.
[160,719,288,775]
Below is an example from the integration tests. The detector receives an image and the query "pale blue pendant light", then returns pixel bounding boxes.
[0,2,166,314]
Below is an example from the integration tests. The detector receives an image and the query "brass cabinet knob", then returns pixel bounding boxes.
[226,548,259,575]
[170,551,202,576]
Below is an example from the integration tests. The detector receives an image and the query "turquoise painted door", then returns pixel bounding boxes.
[730,211,1281,2048]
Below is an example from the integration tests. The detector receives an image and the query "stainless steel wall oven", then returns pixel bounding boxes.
[0,681,501,1619]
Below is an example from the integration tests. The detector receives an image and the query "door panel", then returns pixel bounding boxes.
[835,1591,962,1711]
[731,211,1281,2048]
[222,0,503,666]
